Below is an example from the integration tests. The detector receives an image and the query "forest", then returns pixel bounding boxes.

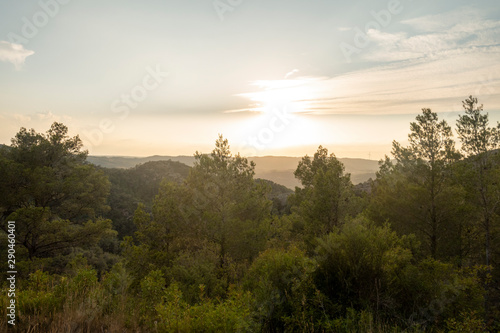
[0,96,499,332]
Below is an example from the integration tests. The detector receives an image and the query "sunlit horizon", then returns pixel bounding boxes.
[1,0,499,160]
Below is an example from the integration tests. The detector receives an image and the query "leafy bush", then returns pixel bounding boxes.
[244,246,326,331]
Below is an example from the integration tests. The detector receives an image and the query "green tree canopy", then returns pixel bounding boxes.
[291,146,355,241]
[0,122,113,262]
[456,96,500,267]
[125,135,272,289]
[370,109,463,259]
[186,135,271,273]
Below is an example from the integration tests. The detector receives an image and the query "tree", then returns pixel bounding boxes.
[370,109,462,259]
[314,216,485,328]
[244,246,321,332]
[124,136,271,292]
[314,216,413,320]
[7,207,112,261]
[0,122,113,263]
[456,96,500,267]
[103,160,190,239]
[291,146,354,239]
[123,182,193,282]
[185,135,271,280]
[455,96,500,322]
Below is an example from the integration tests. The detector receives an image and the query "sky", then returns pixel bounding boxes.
[1,0,499,159]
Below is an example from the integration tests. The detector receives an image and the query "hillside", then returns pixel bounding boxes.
[101,160,191,238]
[88,155,379,188]
[101,160,294,238]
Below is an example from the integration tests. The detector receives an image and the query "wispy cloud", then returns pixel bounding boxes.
[237,48,500,115]
[235,8,500,115]
[13,114,32,122]
[0,41,35,69]
[37,111,60,121]
[364,7,500,63]
[401,7,484,33]
[230,77,327,113]
[5,111,70,126]
[284,69,299,79]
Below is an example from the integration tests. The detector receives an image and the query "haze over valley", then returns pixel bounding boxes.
[87,154,380,188]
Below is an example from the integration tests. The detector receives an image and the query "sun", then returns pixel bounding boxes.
[233,78,326,153]
[243,79,315,115]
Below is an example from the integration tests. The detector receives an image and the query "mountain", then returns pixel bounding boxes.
[88,155,380,189]
[86,155,196,169]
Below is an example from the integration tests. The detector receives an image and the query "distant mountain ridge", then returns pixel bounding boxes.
[88,155,379,189]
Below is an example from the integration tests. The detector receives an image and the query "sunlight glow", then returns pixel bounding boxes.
[235,78,324,115]
[232,78,332,153]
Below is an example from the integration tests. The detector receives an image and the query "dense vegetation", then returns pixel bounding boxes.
[0,96,499,332]
[102,160,191,238]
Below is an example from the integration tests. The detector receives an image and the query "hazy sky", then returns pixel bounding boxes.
[1,0,499,159]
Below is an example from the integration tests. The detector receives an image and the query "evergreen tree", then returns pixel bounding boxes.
[370,109,462,259]
[456,96,500,267]
[0,122,113,264]
[185,135,271,280]
[291,146,354,242]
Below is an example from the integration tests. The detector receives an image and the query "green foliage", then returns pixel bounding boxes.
[0,262,113,331]
[398,260,485,329]
[456,96,500,269]
[1,116,499,331]
[457,96,499,157]
[455,96,500,324]
[369,109,464,260]
[260,214,296,250]
[244,246,326,331]
[329,308,375,333]
[9,207,114,261]
[166,247,227,303]
[124,136,272,299]
[103,160,190,238]
[0,123,114,275]
[258,178,293,215]
[445,311,487,332]
[123,187,193,286]
[155,283,255,332]
[312,216,487,330]
[17,270,63,317]
[134,269,255,332]
[185,135,272,279]
[132,200,175,268]
[0,123,109,222]
[101,262,132,313]
[139,269,166,320]
[151,181,193,253]
[315,216,413,320]
[291,146,357,251]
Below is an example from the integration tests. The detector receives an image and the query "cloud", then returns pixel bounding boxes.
[401,7,483,33]
[284,69,299,79]
[236,47,500,116]
[37,111,60,121]
[13,114,31,122]
[235,7,500,116]
[364,7,500,63]
[0,41,35,69]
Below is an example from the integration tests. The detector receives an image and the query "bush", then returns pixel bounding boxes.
[153,283,255,332]
[244,246,326,331]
